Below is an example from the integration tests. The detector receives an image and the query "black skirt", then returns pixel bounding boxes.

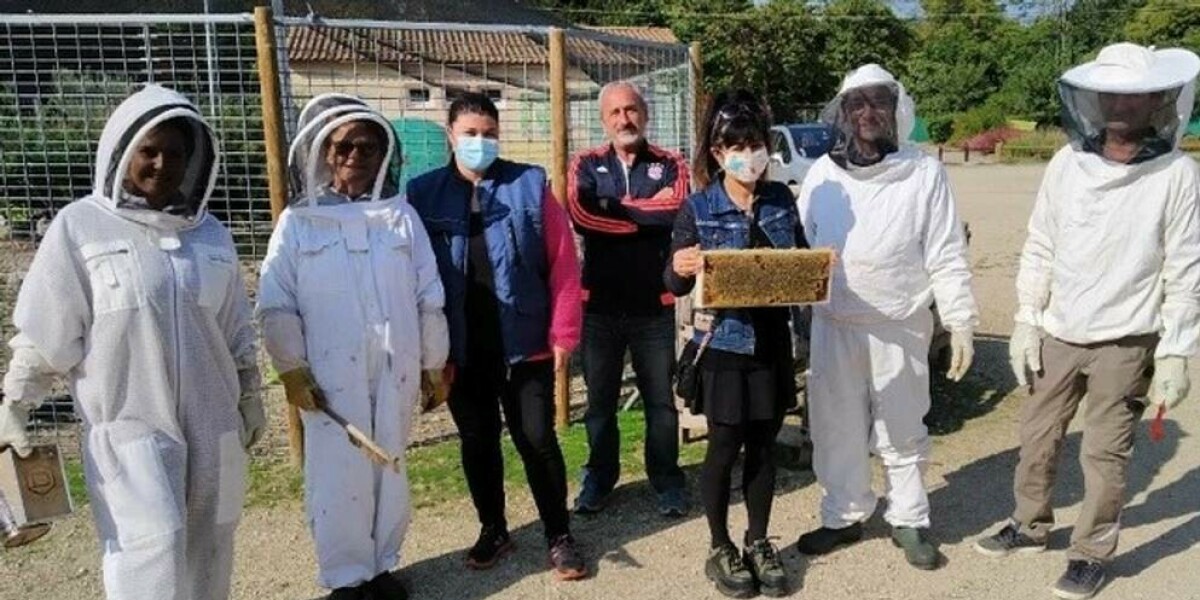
[696,343,796,427]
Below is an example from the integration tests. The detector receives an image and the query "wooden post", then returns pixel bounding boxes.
[254,6,303,467]
[549,27,570,432]
[689,41,705,166]
[677,41,710,443]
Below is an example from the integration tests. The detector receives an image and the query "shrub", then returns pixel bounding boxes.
[949,103,1008,144]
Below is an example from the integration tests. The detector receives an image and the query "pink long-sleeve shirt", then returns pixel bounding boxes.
[530,187,582,359]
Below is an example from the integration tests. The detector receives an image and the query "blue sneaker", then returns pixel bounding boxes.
[657,487,690,518]
[573,481,609,514]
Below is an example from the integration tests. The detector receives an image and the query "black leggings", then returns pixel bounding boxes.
[702,416,784,547]
[448,358,571,541]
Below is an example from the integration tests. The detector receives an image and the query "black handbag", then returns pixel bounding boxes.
[674,331,712,411]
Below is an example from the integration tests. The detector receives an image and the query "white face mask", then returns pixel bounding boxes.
[721,148,769,183]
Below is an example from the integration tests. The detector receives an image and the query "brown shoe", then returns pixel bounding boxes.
[547,534,588,581]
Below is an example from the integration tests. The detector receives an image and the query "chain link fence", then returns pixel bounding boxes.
[0,13,269,454]
[0,11,697,458]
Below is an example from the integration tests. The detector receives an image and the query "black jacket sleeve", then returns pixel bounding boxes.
[663,200,699,296]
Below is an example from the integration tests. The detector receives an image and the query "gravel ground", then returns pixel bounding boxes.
[3,163,1200,600]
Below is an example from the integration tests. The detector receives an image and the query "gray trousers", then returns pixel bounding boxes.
[1012,334,1155,563]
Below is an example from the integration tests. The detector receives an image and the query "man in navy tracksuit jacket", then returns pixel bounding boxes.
[567,81,690,516]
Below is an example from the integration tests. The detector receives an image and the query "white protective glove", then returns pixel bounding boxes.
[947,328,975,382]
[0,401,32,458]
[1150,356,1190,410]
[1009,322,1043,387]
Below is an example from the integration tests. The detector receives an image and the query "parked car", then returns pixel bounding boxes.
[767,123,835,187]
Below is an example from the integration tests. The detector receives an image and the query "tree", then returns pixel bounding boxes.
[525,0,669,26]
[819,0,916,82]
[987,17,1063,125]
[1060,0,1147,64]
[661,0,754,44]
[920,0,1004,33]
[693,0,836,121]
[1126,0,1200,49]
[905,21,1005,118]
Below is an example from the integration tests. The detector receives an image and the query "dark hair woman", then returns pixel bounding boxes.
[405,92,587,580]
[665,89,806,599]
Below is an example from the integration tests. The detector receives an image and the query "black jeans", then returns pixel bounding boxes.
[448,358,571,540]
[580,312,685,494]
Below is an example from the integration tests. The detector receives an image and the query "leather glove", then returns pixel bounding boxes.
[1009,322,1043,387]
[946,328,975,382]
[420,369,450,412]
[0,401,32,458]
[278,366,327,412]
[1150,356,1190,410]
[238,392,267,450]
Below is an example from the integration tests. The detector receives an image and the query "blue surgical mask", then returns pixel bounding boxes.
[455,135,500,173]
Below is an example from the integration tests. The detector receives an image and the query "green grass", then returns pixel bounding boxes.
[407,408,707,509]
[63,408,708,511]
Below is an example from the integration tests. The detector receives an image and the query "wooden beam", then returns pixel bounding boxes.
[254,6,305,467]
[548,27,571,432]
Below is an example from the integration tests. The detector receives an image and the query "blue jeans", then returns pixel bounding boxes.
[581,312,685,494]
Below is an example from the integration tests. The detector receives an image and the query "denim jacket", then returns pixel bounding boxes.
[664,179,807,355]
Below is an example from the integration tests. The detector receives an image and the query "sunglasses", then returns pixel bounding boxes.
[331,140,381,159]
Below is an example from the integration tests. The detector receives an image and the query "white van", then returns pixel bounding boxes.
[767,123,835,189]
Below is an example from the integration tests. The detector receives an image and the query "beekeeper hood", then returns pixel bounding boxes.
[289,94,401,209]
[288,92,368,194]
[1060,43,1200,164]
[821,64,917,176]
[92,84,218,232]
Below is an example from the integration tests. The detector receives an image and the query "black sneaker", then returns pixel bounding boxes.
[973,523,1046,557]
[465,524,515,570]
[366,571,408,600]
[744,538,788,597]
[796,522,863,555]
[657,487,690,518]
[1052,560,1107,600]
[327,586,366,600]
[705,542,756,599]
[547,534,588,581]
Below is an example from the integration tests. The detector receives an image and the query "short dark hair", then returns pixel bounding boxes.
[694,89,772,187]
[448,91,500,126]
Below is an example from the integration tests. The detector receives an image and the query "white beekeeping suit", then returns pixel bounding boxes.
[257,96,448,592]
[1015,44,1200,368]
[0,85,260,599]
[795,64,978,565]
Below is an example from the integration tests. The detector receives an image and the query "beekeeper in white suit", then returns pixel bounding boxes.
[795,64,978,570]
[257,95,449,600]
[976,43,1200,600]
[0,85,262,599]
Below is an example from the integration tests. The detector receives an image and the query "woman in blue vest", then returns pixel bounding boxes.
[406,92,586,580]
[665,89,805,599]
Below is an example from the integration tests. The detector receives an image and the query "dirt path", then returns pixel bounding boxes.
[4,163,1199,600]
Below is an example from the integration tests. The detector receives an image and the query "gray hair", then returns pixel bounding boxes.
[598,80,648,113]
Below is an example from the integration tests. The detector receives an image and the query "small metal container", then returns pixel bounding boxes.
[0,444,73,548]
